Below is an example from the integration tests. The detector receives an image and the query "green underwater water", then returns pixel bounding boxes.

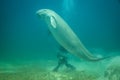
[0,0,120,80]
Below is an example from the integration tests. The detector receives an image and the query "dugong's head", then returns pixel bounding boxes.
[36,9,57,28]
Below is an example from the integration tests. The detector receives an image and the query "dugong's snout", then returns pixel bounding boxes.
[36,9,55,18]
[36,9,52,21]
[36,9,45,15]
[36,9,46,18]
[36,9,56,26]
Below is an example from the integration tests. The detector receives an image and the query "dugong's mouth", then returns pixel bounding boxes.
[36,9,56,27]
[36,9,46,18]
[36,9,47,15]
[36,9,52,20]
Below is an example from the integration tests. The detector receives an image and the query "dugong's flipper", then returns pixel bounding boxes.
[37,9,109,61]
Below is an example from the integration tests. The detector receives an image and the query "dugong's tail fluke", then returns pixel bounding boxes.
[85,56,112,61]
[75,50,110,61]
[81,49,111,61]
[37,9,109,61]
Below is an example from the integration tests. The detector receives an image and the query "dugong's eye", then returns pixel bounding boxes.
[50,16,57,29]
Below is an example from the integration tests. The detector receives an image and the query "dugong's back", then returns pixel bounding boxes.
[37,9,108,61]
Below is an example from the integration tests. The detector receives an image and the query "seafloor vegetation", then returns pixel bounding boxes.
[0,65,99,80]
[0,56,120,80]
[104,56,120,80]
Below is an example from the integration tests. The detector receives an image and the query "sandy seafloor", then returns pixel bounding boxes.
[0,52,120,80]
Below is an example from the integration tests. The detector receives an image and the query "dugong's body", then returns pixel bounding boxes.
[37,9,106,61]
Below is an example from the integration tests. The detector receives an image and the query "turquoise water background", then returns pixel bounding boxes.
[0,0,120,62]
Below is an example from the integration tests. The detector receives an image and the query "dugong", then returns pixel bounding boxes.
[36,9,107,61]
